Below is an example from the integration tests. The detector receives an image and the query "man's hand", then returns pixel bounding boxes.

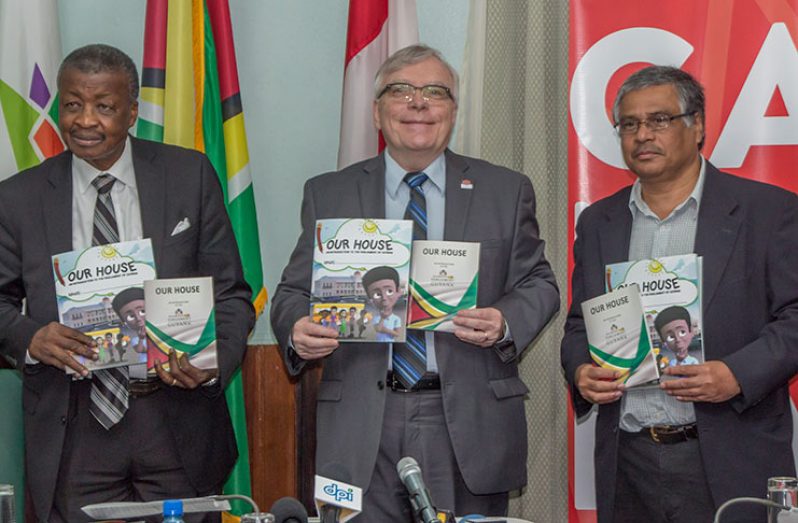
[452,307,505,347]
[291,316,339,360]
[28,322,98,376]
[660,361,741,402]
[575,363,624,405]
[154,350,215,389]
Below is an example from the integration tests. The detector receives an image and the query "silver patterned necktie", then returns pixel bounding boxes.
[88,174,129,429]
[392,172,429,388]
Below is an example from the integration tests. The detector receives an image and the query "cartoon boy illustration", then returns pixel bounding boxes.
[654,306,699,366]
[319,309,331,328]
[112,287,152,365]
[362,266,403,342]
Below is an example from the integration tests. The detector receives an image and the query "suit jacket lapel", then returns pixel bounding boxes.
[357,155,386,219]
[443,150,472,241]
[43,154,74,255]
[599,190,633,269]
[694,165,740,309]
[130,138,167,257]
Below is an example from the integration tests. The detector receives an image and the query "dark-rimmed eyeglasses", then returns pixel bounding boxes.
[377,82,454,103]
[614,112,695,135]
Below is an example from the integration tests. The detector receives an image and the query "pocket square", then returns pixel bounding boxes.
[171,217,191,236]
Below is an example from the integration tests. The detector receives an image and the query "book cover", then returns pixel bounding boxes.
[144,277,216,373]
[407,240,480,332]
[581,285,659,386]
[52,239,156,372]
[311,218,412,343]
[606,254,704,373]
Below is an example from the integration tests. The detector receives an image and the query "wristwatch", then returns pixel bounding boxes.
[201,376,219,387]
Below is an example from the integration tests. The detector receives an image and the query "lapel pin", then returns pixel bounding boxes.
[460,178,473,190]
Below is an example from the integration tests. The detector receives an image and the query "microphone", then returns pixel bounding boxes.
[314,463,362,523]
[396,456,438,523]
[270,496,308,523]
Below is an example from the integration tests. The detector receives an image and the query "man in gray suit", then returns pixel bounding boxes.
[271,44,559,521]
[561,66,798,522]
[0,44,253,522]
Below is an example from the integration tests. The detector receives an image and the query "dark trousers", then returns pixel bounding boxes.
[613,429,715,523]
[50,380,220,523]
[356,389,508,522]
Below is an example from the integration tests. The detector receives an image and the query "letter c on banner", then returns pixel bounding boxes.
[570,27,694,169]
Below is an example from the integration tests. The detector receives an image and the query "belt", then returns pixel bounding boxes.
[128,378,162,398]
[635,423,698,444]
[387,371,441,392]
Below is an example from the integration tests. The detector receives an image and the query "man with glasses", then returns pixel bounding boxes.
[272,44,559,520]
[561,65,798,522]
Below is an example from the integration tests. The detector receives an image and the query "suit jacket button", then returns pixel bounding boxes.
[378,380,385,390]
[60,416,67,425]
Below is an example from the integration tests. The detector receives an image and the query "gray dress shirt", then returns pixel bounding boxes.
[619,157,706,431]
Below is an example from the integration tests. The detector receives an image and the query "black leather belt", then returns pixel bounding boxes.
[387,371,441,392]
[634,423,698,444]
[128,378,162,397]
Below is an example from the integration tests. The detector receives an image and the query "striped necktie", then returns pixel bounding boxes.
[392,172,429,388]
[88,174,129,430]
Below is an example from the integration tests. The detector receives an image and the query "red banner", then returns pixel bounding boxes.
[567,1,798,520]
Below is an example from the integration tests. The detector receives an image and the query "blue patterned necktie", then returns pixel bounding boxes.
[88,174,129,429]
[392,172,429,388]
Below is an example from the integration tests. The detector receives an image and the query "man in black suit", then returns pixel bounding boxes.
[272,45,559,521]
[561,65,798,522]
[0,44,253,522]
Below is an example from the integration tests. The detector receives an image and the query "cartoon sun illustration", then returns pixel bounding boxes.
[647,260,663,274]
[362,220,378,234]
[100,246,118,259]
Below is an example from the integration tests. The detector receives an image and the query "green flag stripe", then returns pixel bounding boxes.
[409,276,479,315]
[201,3,252,515]
[136,119,164,142]
[588,317,652,372]
[145,310,216,354]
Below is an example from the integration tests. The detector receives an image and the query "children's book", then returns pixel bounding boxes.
[407,240,480,332]
[144,276,216,374]
[606,254,704,374]
[311,219,412,343]
[52,239,155,372]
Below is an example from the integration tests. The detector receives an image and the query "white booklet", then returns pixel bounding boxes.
[581,285,659,386]
[52,239,156,373]
[144,276,216,374]
[407,240,480,332]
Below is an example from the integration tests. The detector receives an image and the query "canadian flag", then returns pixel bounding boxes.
[337,0,418,169]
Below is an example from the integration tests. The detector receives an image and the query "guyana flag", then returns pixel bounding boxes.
[137,0,266,517]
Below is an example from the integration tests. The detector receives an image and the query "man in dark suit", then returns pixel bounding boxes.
[0,44,253,522]
[271,44,559,521]
[561,66,798,522]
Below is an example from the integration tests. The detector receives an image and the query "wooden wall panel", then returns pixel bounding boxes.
[242,344,299,510]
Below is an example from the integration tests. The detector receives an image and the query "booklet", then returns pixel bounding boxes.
[581,285,659,386]
[407,240,480,332]
[606,254,704,373]
[52,239,156,372]
[144,276,216,374]
[310,218,412,343]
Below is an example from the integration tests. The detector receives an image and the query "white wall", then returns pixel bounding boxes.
[58,0,469,343]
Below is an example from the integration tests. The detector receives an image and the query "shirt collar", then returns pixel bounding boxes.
[384,150,446,198]
[72,136,136,195]
[628,155,706,219]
